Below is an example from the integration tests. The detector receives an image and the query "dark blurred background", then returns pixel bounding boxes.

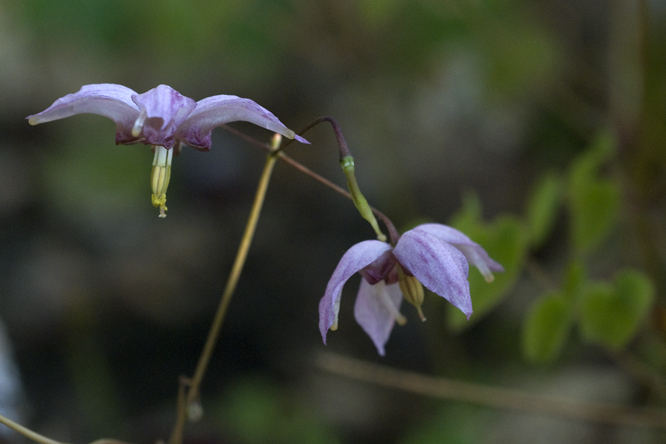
[0,0,665,443]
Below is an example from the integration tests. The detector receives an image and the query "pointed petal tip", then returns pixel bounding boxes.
[295,134,310,144]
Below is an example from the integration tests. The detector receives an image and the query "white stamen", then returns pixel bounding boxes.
[151,145,172,217]
[132,109,148,137]
[375,282,407,326]
[330,297,341,331]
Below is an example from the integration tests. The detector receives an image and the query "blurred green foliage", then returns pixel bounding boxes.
[448,193,528,330]
[523,293,572,363]
[567,132,621,256]
[525,172,562,248]
[216,379,339,444]
[399,404,488,444]
[580,270,655,350]
[440,129,658,367]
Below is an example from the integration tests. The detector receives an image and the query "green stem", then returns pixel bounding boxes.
[168,144,280,444]
[222,123,401,244]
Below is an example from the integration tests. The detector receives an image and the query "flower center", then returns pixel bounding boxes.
[151,145,172,218]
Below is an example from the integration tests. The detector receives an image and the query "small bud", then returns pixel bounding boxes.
[270,133,282,150]
[188,400,204,423]
[151,145,173,217]
[397,265,426,321]
[340,156,386,242]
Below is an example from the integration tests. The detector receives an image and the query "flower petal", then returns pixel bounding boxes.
[358,249,397,285]
[411,223,504,281]
[176,95,309,150]
[132,85,197,148]
[393,228,473,319]
[318,240,392,344]
[27,84,141,144]
[354,280,403,356]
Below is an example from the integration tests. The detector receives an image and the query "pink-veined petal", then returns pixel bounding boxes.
[354,280,403,356]
[411,223,504,281]
[132,85,196,148]
[318,240,392,344]
[27,84,141,144]
[176,95,309,150]
[393,229,473,319]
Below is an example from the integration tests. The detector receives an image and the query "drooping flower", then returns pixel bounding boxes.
[27,84,308,217]
[319,223,503,355]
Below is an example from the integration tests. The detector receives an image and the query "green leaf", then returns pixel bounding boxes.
[563,260,586,302]
[567,132,621,255]
[447,211,528,330]
[525,172,562,248]
[523,293,573,363]
[579,270,655,350]
[569,181,621,255]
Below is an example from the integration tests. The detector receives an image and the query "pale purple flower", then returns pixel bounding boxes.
[319,223,503,355]
[27,83,308,216]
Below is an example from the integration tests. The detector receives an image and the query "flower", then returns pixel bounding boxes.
[318,223,503,355]
[27,83,308,217]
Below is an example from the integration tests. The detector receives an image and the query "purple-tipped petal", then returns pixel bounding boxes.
[176,95,308,150]
[132,85,196,148]
[354,280,403,356]
[411,223,504,281]
[393,229,473,319]
[318,240,392,344]
[294,134,311,144]
[27,83,141,144]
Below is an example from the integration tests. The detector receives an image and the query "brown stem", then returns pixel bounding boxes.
[317,352,666,429]
[221,123,401,244]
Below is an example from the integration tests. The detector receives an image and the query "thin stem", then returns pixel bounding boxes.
[0,413,70,444]
[222,123,401,244]
[275,116,351,160]
[317,352,666,429]
[168,147,280,444]
[277,152,400,244]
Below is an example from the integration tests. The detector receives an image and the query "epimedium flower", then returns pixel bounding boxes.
[27,83,308,217]
[319,223,504,355]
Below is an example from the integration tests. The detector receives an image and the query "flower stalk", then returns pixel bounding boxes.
[341,156,386,242]
[168,134,282,444]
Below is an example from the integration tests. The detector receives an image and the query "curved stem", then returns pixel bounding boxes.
[276,152,400,244]
[0,413,70,444]
[168,146,280,444]
[222,123,401,244]
[276,116,351,160]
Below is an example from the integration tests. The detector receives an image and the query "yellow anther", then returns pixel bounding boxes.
[151,146,172,218]
[397,265,426,321]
